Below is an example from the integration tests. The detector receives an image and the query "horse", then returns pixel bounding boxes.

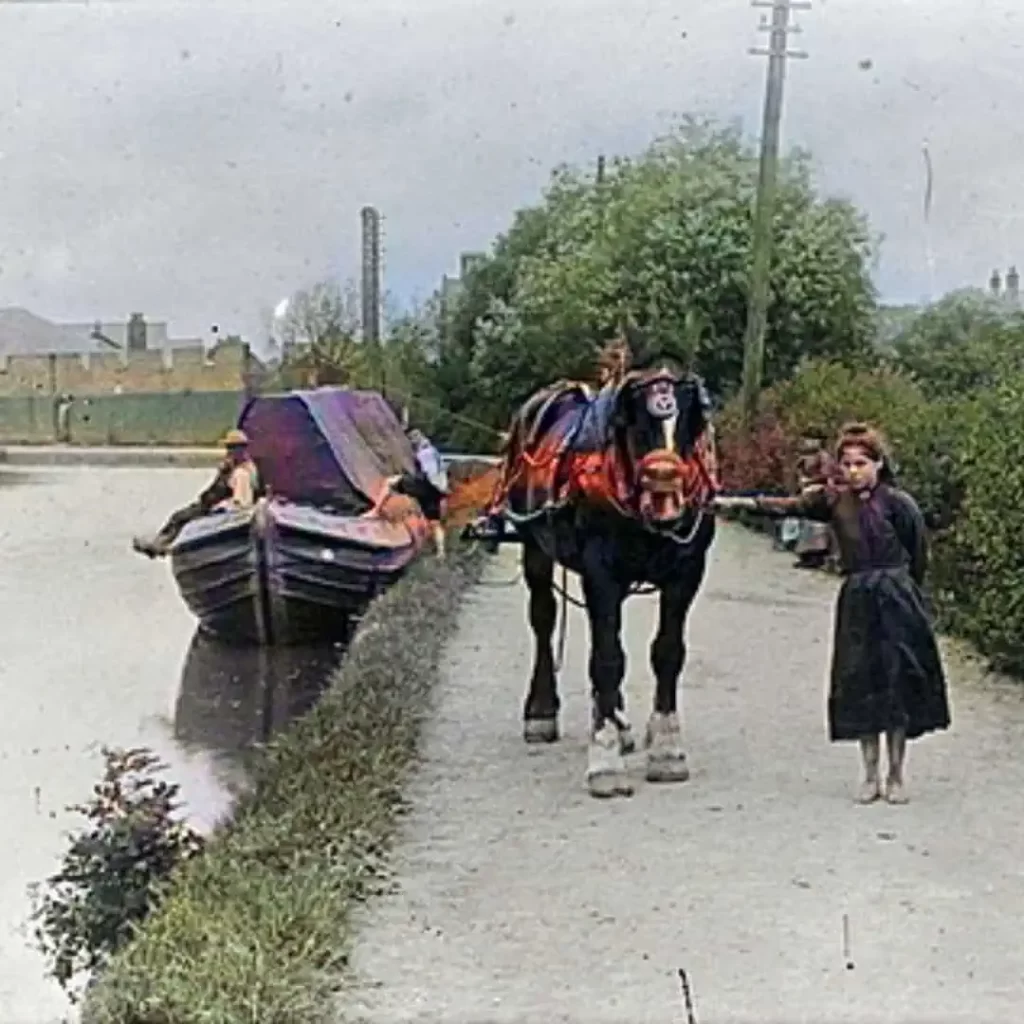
[482,343,718,798]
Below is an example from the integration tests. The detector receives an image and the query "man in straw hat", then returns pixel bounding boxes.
[132,427,264,558]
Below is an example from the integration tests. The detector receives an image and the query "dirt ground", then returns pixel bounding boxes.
[339,522,1024,1024]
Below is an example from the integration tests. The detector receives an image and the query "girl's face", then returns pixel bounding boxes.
[839,445,882,492]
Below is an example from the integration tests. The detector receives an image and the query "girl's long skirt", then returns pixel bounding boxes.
[828,566,951,741]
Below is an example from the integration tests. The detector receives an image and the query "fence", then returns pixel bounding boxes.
[0,391,246,446]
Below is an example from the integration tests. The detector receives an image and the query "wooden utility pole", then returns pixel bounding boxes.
[740,0,809,428]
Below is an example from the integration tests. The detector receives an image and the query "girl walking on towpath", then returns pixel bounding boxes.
[713,423,951,805]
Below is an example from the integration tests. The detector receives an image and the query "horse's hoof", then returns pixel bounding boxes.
[587,770,635,798]
[523,717,559,744]
[644,712,691,784]
[645,756,691,783]
[587,722,633,798]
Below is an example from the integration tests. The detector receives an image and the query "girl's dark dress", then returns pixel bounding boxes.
[757,483,951,741]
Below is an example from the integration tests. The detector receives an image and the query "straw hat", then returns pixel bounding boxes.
[220,428,249,448]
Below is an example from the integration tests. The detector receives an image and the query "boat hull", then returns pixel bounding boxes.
[170,500,428,645]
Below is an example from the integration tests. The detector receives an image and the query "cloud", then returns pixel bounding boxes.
[1,0,1023,342]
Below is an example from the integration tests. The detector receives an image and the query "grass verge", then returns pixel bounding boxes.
[80,542,485,1024]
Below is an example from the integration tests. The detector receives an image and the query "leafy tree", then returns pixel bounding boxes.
[886,288,1024,398]
[440,117,878,447]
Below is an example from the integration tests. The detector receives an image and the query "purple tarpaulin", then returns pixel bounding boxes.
[238,388,416,512]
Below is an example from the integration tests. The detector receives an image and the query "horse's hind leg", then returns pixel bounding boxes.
[522,537,560,743]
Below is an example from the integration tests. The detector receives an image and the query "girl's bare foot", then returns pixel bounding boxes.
[856,778,881,804]
[885,778,909,804]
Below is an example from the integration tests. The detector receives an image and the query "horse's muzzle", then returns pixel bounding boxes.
[637,450,696,524]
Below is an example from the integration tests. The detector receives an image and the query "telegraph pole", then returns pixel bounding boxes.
[740,0,809,428]
[360,205,382,348]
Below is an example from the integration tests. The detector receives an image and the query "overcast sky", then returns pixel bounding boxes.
[1,0,1022,345]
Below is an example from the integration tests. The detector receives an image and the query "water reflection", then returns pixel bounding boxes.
[173,629,346,765]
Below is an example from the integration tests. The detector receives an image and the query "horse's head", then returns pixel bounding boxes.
[612,362,711,526]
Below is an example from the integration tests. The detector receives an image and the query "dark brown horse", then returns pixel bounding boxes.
[482,342,718,797]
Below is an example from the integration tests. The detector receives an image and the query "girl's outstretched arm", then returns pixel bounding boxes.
[712,486,831,521]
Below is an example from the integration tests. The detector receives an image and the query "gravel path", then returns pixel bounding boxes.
[340,523,1024,1024]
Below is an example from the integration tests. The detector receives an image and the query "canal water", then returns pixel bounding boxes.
[0,466,342,1022]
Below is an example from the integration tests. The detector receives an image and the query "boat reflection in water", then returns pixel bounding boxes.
[173,627,348,787]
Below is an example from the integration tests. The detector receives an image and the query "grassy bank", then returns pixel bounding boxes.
[80,544,484,1024]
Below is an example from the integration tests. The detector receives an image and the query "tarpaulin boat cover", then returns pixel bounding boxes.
[238,388,416,513]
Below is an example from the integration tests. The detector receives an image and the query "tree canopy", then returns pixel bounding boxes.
[436,118,879,449]
[885,288,1024,398]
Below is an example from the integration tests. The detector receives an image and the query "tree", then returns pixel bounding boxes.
[440,117,878,447]
[886,289,1024,398]
[276,280,366,387]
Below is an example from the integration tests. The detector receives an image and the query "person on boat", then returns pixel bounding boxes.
[712,422,951,805]
[379,426,449,557]
[792,433,837,570]
[131,428,264,559]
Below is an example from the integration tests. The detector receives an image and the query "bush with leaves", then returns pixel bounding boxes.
[716,359,929,494]
[927,377,1024,674]
[30,747,205,1000]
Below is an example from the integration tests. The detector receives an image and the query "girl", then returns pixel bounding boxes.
[714,423,951,804]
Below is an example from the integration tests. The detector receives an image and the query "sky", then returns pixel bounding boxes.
[2,0,1023,348]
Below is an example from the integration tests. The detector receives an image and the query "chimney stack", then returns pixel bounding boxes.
[127,312,147,351]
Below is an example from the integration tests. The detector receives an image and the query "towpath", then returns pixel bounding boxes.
[341,522,1024,1024]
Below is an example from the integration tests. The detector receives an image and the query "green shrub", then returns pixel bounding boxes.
[78,545,483,1024]
[716,359,930,494]
[935,378,1024,674]
[30,748,205,1000]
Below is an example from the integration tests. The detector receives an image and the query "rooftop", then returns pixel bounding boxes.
[0,307,203,357]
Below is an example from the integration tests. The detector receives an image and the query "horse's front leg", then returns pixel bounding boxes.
[645,559,707,783]
[582,560,633,798]
[522,537,560,743]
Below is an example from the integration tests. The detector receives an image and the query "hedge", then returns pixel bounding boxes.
[717,358,1024,677]
[78,542,484,1024]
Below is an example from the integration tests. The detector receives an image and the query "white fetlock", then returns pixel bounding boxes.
[613,711,636,755]
[644,712,690,783]
[587,721,633,798]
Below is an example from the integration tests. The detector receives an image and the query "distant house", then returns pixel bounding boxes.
[0,307,203,357]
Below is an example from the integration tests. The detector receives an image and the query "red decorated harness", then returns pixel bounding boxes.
[486,378,719,527]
